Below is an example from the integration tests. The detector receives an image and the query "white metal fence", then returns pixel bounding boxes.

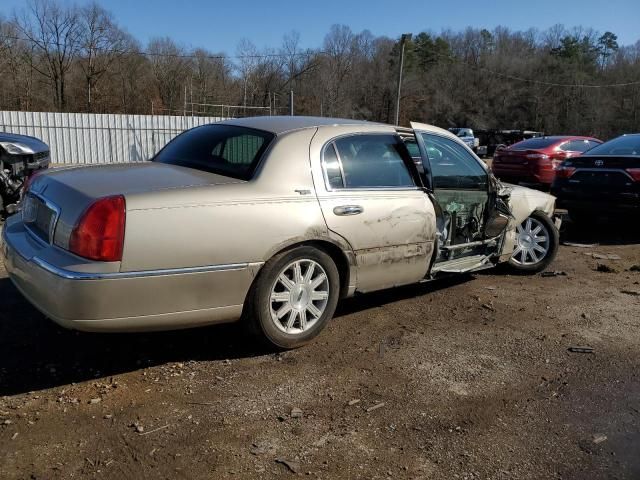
[0,111,224,164]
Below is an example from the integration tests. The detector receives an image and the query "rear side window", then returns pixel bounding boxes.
[322,143,344,189]
[154,125,274,180]
[559,140,596,152]
[512,137,559,149]
[327,134,415,189]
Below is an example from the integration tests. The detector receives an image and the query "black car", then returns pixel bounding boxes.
[0,132,50,215]
[551,134,640,222]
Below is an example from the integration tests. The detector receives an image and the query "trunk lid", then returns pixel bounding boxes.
[36,162,240,198]
[495,148,542,165]
[24,162,243,247]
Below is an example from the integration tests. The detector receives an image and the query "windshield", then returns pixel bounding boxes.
[153,124,275,180]
[583,135,640,156]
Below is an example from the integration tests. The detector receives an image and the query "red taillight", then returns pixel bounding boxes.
[626,168,640,182]
[555,166,576,179]
[69,196,126,262]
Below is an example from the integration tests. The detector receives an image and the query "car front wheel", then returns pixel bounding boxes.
[247,246,340,349]
[508,212,559,273]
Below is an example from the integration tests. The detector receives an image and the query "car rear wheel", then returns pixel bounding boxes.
[508,212,559,273]
[247,246,340,349]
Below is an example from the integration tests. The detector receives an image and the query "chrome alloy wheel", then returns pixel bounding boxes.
[511,217,550,266]
[269,259,330,334]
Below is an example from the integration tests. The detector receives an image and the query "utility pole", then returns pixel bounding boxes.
[289,90,294,116]
[395,33,412,126]
[183,84,187,117]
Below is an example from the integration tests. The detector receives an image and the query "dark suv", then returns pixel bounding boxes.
[551,134,640,222]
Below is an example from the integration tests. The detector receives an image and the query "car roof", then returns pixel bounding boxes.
[521,135,598,142]
[217,116,384,135]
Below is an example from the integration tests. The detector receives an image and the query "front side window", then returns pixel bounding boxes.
[154,125,275,180]
[324,134,415,189]
[420,133,487,190]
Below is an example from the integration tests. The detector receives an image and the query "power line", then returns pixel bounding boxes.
[426,49,640,88]
[472,63,640,88]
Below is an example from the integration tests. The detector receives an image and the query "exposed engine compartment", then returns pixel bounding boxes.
[0,133,50,213]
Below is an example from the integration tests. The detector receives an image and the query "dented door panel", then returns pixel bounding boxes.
[317,191,436,292]
[309,126,437,293]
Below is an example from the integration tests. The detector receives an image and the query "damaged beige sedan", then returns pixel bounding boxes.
[2,117,560,348]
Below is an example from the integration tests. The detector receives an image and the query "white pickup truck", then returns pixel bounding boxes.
[448,128,480,154]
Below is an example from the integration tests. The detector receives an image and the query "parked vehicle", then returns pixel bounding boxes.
[0,132,50,215]
[491,136,601,188]
[2,117,560,348]
[448,128,480,153]
[551,134,640,222]
[475,129,544,158]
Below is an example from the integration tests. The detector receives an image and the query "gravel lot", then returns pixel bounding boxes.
[1,220,639,479]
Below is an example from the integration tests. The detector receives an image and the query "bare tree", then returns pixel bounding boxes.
[78,2,130,112]
[148,37,189,114]
[236,38,258,111]
[14,0,82,110]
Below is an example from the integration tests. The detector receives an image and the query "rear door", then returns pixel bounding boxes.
[311,130,436,293]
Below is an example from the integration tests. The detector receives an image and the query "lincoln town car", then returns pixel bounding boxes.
[2,117,560,348]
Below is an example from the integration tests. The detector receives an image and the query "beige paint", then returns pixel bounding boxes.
[2,117,557,333]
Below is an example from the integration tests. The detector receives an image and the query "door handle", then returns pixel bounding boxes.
[333,205,364,216]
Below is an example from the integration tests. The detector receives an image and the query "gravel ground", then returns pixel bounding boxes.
[1,220,639,480]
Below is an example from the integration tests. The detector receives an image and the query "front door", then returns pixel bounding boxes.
[311,131,436,292]
[411,123,508,267]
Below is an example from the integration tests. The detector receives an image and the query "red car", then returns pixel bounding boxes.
[491,136,602,187]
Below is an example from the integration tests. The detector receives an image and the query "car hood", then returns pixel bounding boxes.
[0,132,49,154]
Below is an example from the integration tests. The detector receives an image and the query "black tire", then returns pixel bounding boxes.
[508,211,559,273]
[246,246,340,349]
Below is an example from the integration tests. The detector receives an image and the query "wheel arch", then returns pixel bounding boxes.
[254,237,355,301]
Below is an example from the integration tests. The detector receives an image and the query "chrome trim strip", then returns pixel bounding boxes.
[30,257,251,280]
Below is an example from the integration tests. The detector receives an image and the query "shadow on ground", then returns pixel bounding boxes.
[560,215,640,246]
[2,217,636,397]
[0,273,472,396]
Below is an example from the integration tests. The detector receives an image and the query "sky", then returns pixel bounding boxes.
[2,0,639,54]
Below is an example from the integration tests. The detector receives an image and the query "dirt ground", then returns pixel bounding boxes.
[1,219,639,480]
